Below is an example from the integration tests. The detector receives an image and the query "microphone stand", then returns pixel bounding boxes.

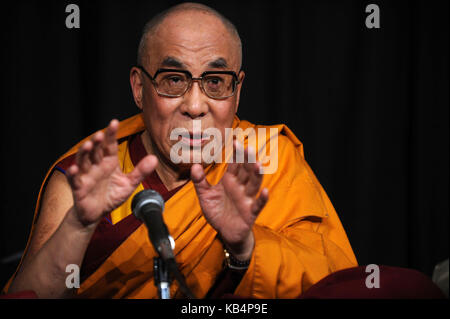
[153,239,197,299]
[131,190,196,299]
[153,257,171,299]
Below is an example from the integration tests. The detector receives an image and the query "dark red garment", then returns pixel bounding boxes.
[0,290,38,299]
[55,133,183,282]
[299,265,446,299]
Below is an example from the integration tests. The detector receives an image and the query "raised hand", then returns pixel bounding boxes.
[191,142,269,261]
[66,120,158,228]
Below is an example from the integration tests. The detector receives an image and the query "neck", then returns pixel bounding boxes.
[140,131,190,191]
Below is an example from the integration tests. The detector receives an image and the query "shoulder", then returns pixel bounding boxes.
[238,119,304,155]
[54,153,76,173]
[244,122,329,225]
[238,120,305,176]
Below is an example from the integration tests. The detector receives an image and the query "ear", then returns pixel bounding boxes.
[130,66,144,110]
[234,71,245,114]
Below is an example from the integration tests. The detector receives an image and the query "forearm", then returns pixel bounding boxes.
[9,207,97,298]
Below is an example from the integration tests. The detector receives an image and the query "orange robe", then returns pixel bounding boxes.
[3,113,357,298]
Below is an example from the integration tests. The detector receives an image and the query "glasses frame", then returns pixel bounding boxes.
[136,65,241,100]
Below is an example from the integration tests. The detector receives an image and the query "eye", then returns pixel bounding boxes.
[205,76,224,88]
[160,73,187,87]
[168,75,183,84]
[208,77,221,85]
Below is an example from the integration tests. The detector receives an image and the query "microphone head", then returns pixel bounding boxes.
[131,189,165,221]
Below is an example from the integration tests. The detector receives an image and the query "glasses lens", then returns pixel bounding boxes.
[202,74,235,98]
[155,72,189,96]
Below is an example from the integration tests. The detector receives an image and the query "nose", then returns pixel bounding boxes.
[180,80,209,119]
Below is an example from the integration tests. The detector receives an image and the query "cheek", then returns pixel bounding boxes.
[211,99,238,128]
[142,93,179,143]
[143,88,176,123]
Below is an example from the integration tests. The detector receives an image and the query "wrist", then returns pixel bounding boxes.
[223,231,254,263]
[65,206,100,234]
[224,247,250,270]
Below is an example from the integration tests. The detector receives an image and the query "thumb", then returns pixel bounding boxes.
[191,164,212,195]
[127,155,158,187]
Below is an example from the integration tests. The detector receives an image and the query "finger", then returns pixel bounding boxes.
[89,131,104,165]
[226,160,239,176]
[66,164,82,190]
[127,155,158,187]
[191,164,212,195]
[235,163,250,185]
[234,139,245,165]
[226,140,243,176]
[76,140,93,173]
[250,188,269,215]
[236,146,257,185]
[103,119,119,156]
[243,145,257,171]
[245,162,263,197]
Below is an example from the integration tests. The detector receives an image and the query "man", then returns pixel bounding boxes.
[4,3,357,298]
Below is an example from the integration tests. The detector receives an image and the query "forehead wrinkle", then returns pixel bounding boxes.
[155,43,237,71]
[165,39,229,54]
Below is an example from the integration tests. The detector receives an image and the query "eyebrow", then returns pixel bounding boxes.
[160,56,186,68]
[208,58,228,69]
[160,56,229,70]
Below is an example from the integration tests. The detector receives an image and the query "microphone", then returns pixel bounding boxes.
[131,189,196,299]
[131,189,175,261]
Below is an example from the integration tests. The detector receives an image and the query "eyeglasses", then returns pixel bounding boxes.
[136,65,241,100]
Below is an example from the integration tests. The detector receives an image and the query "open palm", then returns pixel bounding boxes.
[191,143,268,258]
[66,120,157,227]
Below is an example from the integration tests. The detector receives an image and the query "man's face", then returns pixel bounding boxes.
[132,11,244,169]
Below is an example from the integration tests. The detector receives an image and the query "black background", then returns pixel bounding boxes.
[0,0,448,289]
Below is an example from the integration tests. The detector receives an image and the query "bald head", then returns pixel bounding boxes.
[137,3,242,70]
